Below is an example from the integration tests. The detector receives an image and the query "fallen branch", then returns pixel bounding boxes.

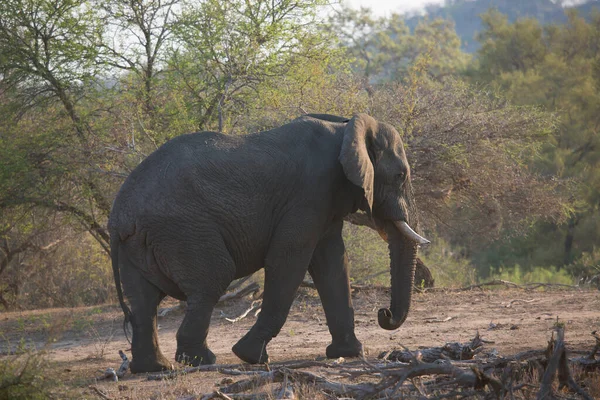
[426,280,581,292]
[226,276,252,292]
[89,385,112,400]
[159,280,261,317]
[138,324,600,400]
[504,298,537,308]
[185,327,599,399]
[225,300,262,323]
[379,332,484,363]
[300,279,385,292]
[158,303,185,317]
[219,282,260,303]
[220,368,377,398]
[147,359,361,381]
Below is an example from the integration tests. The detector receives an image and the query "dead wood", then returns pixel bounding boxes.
[89,385,112,400]
[537,327,593,400]
[227,276,252,292]
[147,359,361,381]
[504,298,538,308]
[379,332,484,363]
[185,327,599,400]
[218,282,260,303]
[224,300,262,323]
[158,280,260,318]
[200,391,266,400]
[199,391,234,400]
[426,280,581,292]
[299,279,386,292]
[588,331,600,360]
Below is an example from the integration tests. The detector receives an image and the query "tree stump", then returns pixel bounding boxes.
[414,258,434,290]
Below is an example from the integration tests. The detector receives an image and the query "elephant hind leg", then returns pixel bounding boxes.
[168,236,236,367]
[233,215,318,364]
[175,298,219,366]
[120,261,171,373]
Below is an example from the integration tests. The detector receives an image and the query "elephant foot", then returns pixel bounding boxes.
[175,347,216,366]
[326,334,363,359]
[130,353,173,373]
[232,334,270,364]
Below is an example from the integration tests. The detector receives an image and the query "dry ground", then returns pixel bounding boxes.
[1,287,599,398]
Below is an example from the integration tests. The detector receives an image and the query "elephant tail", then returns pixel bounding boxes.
[111,234,133,344]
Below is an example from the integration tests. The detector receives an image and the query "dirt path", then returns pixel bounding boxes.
[1,288,599,398]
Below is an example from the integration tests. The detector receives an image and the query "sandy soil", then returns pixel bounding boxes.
[1,287,599,398]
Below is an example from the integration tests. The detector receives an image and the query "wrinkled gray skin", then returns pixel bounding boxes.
[109,113,422,373]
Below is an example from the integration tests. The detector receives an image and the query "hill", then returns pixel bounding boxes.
[406,0,600,52]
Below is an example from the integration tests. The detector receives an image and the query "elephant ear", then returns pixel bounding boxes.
[339,113,377,214]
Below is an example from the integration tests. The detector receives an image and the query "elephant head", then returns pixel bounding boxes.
[339,113,429,330]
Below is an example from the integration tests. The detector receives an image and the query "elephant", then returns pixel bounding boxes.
[109,113,429,373]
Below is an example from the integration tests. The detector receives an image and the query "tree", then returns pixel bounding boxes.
[328,6,471,82]
[0,0,111,252]
[99,0,180,117]
[467,9,600,273]
[168,0,332,132]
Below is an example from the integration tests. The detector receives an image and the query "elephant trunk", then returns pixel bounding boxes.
[377,221,422,330]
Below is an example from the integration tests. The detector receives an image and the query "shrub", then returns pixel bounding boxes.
[490,264,574,285]
[418,235,476,287]
[0,351,53,400]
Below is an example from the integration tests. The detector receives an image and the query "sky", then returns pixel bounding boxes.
[338,0,589,16]
[342,0,446,16]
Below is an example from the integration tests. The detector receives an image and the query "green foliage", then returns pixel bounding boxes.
[467,7,600,275]
[0,0,587,307]
[343,223,389,284]
[0,0,102,91]
[490,264,574,285]
[0,350,54,400]
[343,226,477,288]
[329,6,471,81]
[419,236,476,287]
[169,0,332,131]
[568,247,600,279]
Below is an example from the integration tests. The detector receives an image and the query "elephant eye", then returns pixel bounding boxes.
[395,172,405,182]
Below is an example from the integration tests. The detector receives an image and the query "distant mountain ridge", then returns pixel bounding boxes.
[405,0,600,52]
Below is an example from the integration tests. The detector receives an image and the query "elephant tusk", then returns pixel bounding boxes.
[393,221,430,245]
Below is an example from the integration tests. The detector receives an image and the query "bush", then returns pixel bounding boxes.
[490,264,574,285]
[343,224,477,288]
[418,235,476,287]
[568,247,600,282]
[1,227,114,311]
[0,351,53,400]
[343,223,389,284]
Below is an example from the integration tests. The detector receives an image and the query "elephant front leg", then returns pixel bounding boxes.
[309,220,362,359]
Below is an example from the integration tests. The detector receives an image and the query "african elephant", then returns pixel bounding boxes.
[109,113,429,373]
